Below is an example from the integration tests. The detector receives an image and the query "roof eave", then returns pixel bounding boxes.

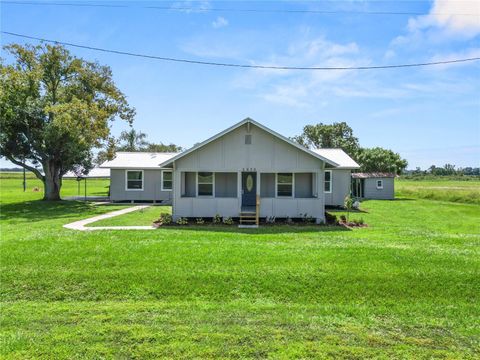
[158,117,340,168]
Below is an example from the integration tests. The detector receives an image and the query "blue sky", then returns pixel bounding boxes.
[1,0,479,169]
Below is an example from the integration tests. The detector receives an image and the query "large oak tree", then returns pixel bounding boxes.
[0,43,134,200]
[357,147,408,175]
[292,122,360,158]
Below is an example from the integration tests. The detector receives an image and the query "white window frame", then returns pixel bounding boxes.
[324,170,332,193]
[276,172,294,198]
[161,170,173,191]
[376,179,384,189]
[125,170,144,191]
[197,172,215,197]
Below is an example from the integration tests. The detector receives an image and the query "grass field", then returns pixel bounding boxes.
[396,178,480,204]
[1,174,479,358]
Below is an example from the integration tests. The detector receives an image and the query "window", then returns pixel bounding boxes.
[295,173,314,198]
[126,170,143,190]
[277,173,293,197]
[376,180,384,189]
[260,173,275,197]
[245,134,252,145]
[198,172,214,196]
[181,172,196,197]
[324,170,332,193]
[215,172,237,198]
[161,170,172,191]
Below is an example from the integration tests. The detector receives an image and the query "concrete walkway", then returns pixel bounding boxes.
[63,205,156,231]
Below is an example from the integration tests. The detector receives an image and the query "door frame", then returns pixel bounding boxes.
[241,171,257,208]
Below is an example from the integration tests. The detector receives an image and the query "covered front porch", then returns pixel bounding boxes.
[173,170,325,225]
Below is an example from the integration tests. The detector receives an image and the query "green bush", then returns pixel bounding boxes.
[300,213,315,224]
[195,218,205,225]
[325,212,338,225]
[176,217,188,225]
[223,217,234,225]
[157,213,172,226]
[213,214,222,224]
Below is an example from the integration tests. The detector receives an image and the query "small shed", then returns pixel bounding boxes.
[351,173,395,200]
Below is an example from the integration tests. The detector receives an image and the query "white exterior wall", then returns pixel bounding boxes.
[110,169,173,202]
[363,177,395,200]
[324,169,352,206]
[172,123,326,222]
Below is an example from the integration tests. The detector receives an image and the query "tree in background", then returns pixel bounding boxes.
[145,143,182,152]
[117,129,148,151]
[0,43,134,200]
[294,122,408,174]
[292,122,360,158]
[94,130,182,165]
[357,147,408,175]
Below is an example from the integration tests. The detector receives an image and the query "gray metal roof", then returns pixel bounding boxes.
[64,167,110,178]
[312,149,360,169]
[99,152,179,169]
[352,172,396,178]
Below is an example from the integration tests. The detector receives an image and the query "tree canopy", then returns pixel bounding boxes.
[356,147,408,175]
[292,122,360,158]
[117,129,148,152]
[293,121,408,174]
[0,43,134,200]
[95,128,182,164]
[115,129,182,153]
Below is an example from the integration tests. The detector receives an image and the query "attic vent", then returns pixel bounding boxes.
[245,134,252,145]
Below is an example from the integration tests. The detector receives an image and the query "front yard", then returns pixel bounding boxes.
[0,175,479,358]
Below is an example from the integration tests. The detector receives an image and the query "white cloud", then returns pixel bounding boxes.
[262,84,309,108]
[408,0,480,37]
[231,35,373,107]
[429,47,480,69]
[170,1,211,13]
[212,16,229,29]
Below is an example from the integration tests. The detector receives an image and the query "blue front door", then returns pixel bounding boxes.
[242,172,257,208]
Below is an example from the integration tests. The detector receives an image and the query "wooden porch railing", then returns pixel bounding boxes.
[256,194,260,226]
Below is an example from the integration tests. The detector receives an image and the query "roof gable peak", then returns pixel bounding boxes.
[158,118,340,167]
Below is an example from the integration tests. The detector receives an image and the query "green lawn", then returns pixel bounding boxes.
[1,176,479,358]
[0,172,111,201]
[396,178,480,204]
[89,205,170,227]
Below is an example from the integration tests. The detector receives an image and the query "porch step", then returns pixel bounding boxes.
[239,195,260,226]
[239,212,258,225]
[238,224,259,229]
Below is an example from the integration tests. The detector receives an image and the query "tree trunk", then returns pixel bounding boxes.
[43,161,62,201]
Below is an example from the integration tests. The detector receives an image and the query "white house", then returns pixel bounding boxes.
[101,118,360,225]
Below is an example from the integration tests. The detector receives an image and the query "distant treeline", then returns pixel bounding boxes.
[402,164,479,180]
[0,168,24,172]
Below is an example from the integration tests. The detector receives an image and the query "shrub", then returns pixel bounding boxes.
[195,217,205,225]
[344,195,353,222]
[301,213,315,224]
[325,212,338,225]
[157,213,172,226]
[266,216,276,224]
[176,217,188,225]
[358,218,364,225]
[223,217,234,225]
[339,215,347,223]
[213,214,222,224]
